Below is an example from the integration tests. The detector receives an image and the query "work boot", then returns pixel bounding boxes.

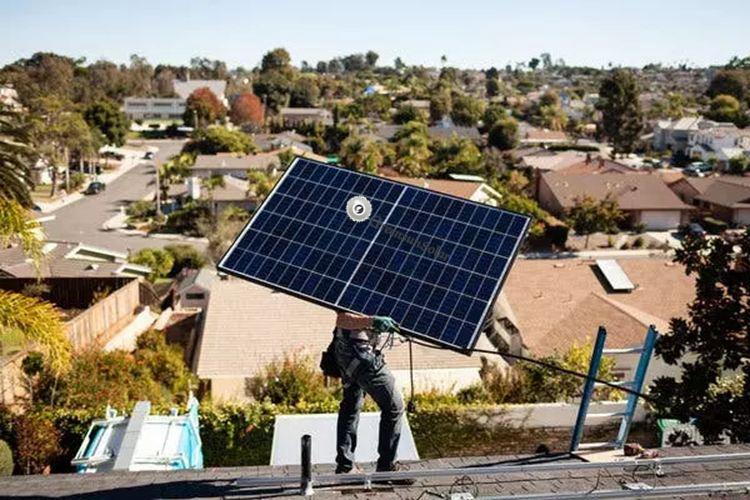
[374,462,415,485]
[335,464,363,474]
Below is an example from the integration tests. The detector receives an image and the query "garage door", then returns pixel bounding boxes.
[639,211,682,230]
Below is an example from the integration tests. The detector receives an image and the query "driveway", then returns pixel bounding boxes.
[41,139,205,254]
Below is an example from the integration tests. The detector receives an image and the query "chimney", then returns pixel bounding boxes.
[188,177,201,200]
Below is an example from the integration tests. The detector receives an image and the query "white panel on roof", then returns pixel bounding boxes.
[596,259,635,292]
[271,413,419,465]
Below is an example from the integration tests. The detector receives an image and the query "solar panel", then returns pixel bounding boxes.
[218,157,531,352]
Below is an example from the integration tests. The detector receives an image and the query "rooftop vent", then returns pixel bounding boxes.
[596,259,634,292]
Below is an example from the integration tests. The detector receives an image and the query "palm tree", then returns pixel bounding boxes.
[0,106,71,374]
[0,104,35,207]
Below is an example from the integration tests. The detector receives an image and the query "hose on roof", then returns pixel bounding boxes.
[405,337,655,403]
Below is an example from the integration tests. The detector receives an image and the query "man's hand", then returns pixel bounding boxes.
[372,316,399,333]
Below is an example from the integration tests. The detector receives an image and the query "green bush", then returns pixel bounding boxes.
[69,172,87,191]
[14,412,61,475]
[543,221,570,248]
[126,199,155,221]
[129,248,175,281]
[164,244,208,276]
[247,351,339,406]
[633,236,645,248]
[163,202,211,236]
[0,439,12,476]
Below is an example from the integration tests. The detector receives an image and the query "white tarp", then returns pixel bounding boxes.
[270,412,419,466]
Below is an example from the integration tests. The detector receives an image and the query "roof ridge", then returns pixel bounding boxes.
[591,291,668,331]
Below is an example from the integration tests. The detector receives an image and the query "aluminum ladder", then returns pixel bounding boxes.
[569,325,659,453]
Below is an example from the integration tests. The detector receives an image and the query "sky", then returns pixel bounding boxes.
[2,0,748,70]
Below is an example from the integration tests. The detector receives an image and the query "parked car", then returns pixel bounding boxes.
[84,181,106,195]
[144,151,155,160]
[683,162,713,177]
[683,222,706,238]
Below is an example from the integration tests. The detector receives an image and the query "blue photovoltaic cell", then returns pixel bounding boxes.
[218,157,530,352]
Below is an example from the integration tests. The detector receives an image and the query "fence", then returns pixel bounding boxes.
[1,278,142,406]
[66,279,141,349]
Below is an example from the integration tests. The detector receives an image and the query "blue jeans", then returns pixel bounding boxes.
[334,335,404,472]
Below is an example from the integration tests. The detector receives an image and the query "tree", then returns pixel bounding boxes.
[183,87,226,128]
[486,77,500,98]
[707,69,746,101]
[0,104,35,207]
[529,57,540,70]
[650,230,750,443]
[164,244,207,276]
[182,127,255,155]
[706,94,743,124]
[82,99,129,146]
[450,94,485,126]
[365,51,379,68]
[482,103,507,132]
[431,136,483,176]
[229,92,264,128]
[394,57,406,71]
[566,195,623,248]
[246,170,276,201]
[261,48,292,73]
[728,155,750,175]
[394,121,432,177]
[204,206,250,262]
[290,75,320,107]
[597,69,643,156]
[129,248,174,281]
[429,87,452,121]
[30,96,96,197]
[339,135,385,174]
[253,71,292,112]
[393,104,426,124]
[488,117,518,151]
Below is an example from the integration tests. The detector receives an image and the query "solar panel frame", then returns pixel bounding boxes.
[218,156,531,354]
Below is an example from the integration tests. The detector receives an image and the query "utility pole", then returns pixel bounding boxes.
[154,158,162,217]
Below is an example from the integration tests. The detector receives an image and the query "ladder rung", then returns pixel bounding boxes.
[603,347,643,355]
[577,441,616,450]
[587,412,626,419]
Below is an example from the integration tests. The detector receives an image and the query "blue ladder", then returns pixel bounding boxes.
[569,325,659,453]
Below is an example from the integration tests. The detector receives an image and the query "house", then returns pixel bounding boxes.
[651,116,704,153]
[172,175,256,215]
[668,175,750,225]
[687,125,750,169]
[521,152,636,175]
[194,277,497,400]
[172,268,216,311]
[390,178,501,207]
[72,398,202,473]
[518,123,569,145]
[279,107,333,126]
[0,241,151,279]
[252,131,311,152]
[428,116,481,142]
[123,79,227,121]
[503,257,694,385]
[538,172,693,230]
[123,97,185,121]
[189,152,282,179]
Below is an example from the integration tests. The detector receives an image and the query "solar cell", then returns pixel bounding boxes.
[218,157,531,352]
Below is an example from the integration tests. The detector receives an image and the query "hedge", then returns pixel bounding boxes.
[1,401,658,473]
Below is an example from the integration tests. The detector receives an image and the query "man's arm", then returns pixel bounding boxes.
[336,311,374,330]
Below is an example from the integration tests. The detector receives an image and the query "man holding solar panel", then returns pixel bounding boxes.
[327,310,408,479]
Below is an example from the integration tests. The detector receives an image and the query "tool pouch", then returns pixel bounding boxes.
[319,336,341,378]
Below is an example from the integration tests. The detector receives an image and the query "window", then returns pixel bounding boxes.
[186,292,205,300]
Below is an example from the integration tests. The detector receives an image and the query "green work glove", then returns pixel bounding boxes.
[372,316,399,333]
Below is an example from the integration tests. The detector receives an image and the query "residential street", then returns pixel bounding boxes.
[41,139,205,254]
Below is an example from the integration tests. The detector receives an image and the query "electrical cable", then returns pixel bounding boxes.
[405,337,655,403]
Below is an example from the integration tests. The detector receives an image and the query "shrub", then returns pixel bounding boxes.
[126,199,155,221]
[633,236,644,248]
[69,172,87,191]
[0,439,12,476]
[129,248,175,281]
[134,330,197,403]
[247,351,338,406]
[633,222,647,234]
[164,244,207,276]
[163,202,211,236]
[543,220,570,248]
[14,412,61,475]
